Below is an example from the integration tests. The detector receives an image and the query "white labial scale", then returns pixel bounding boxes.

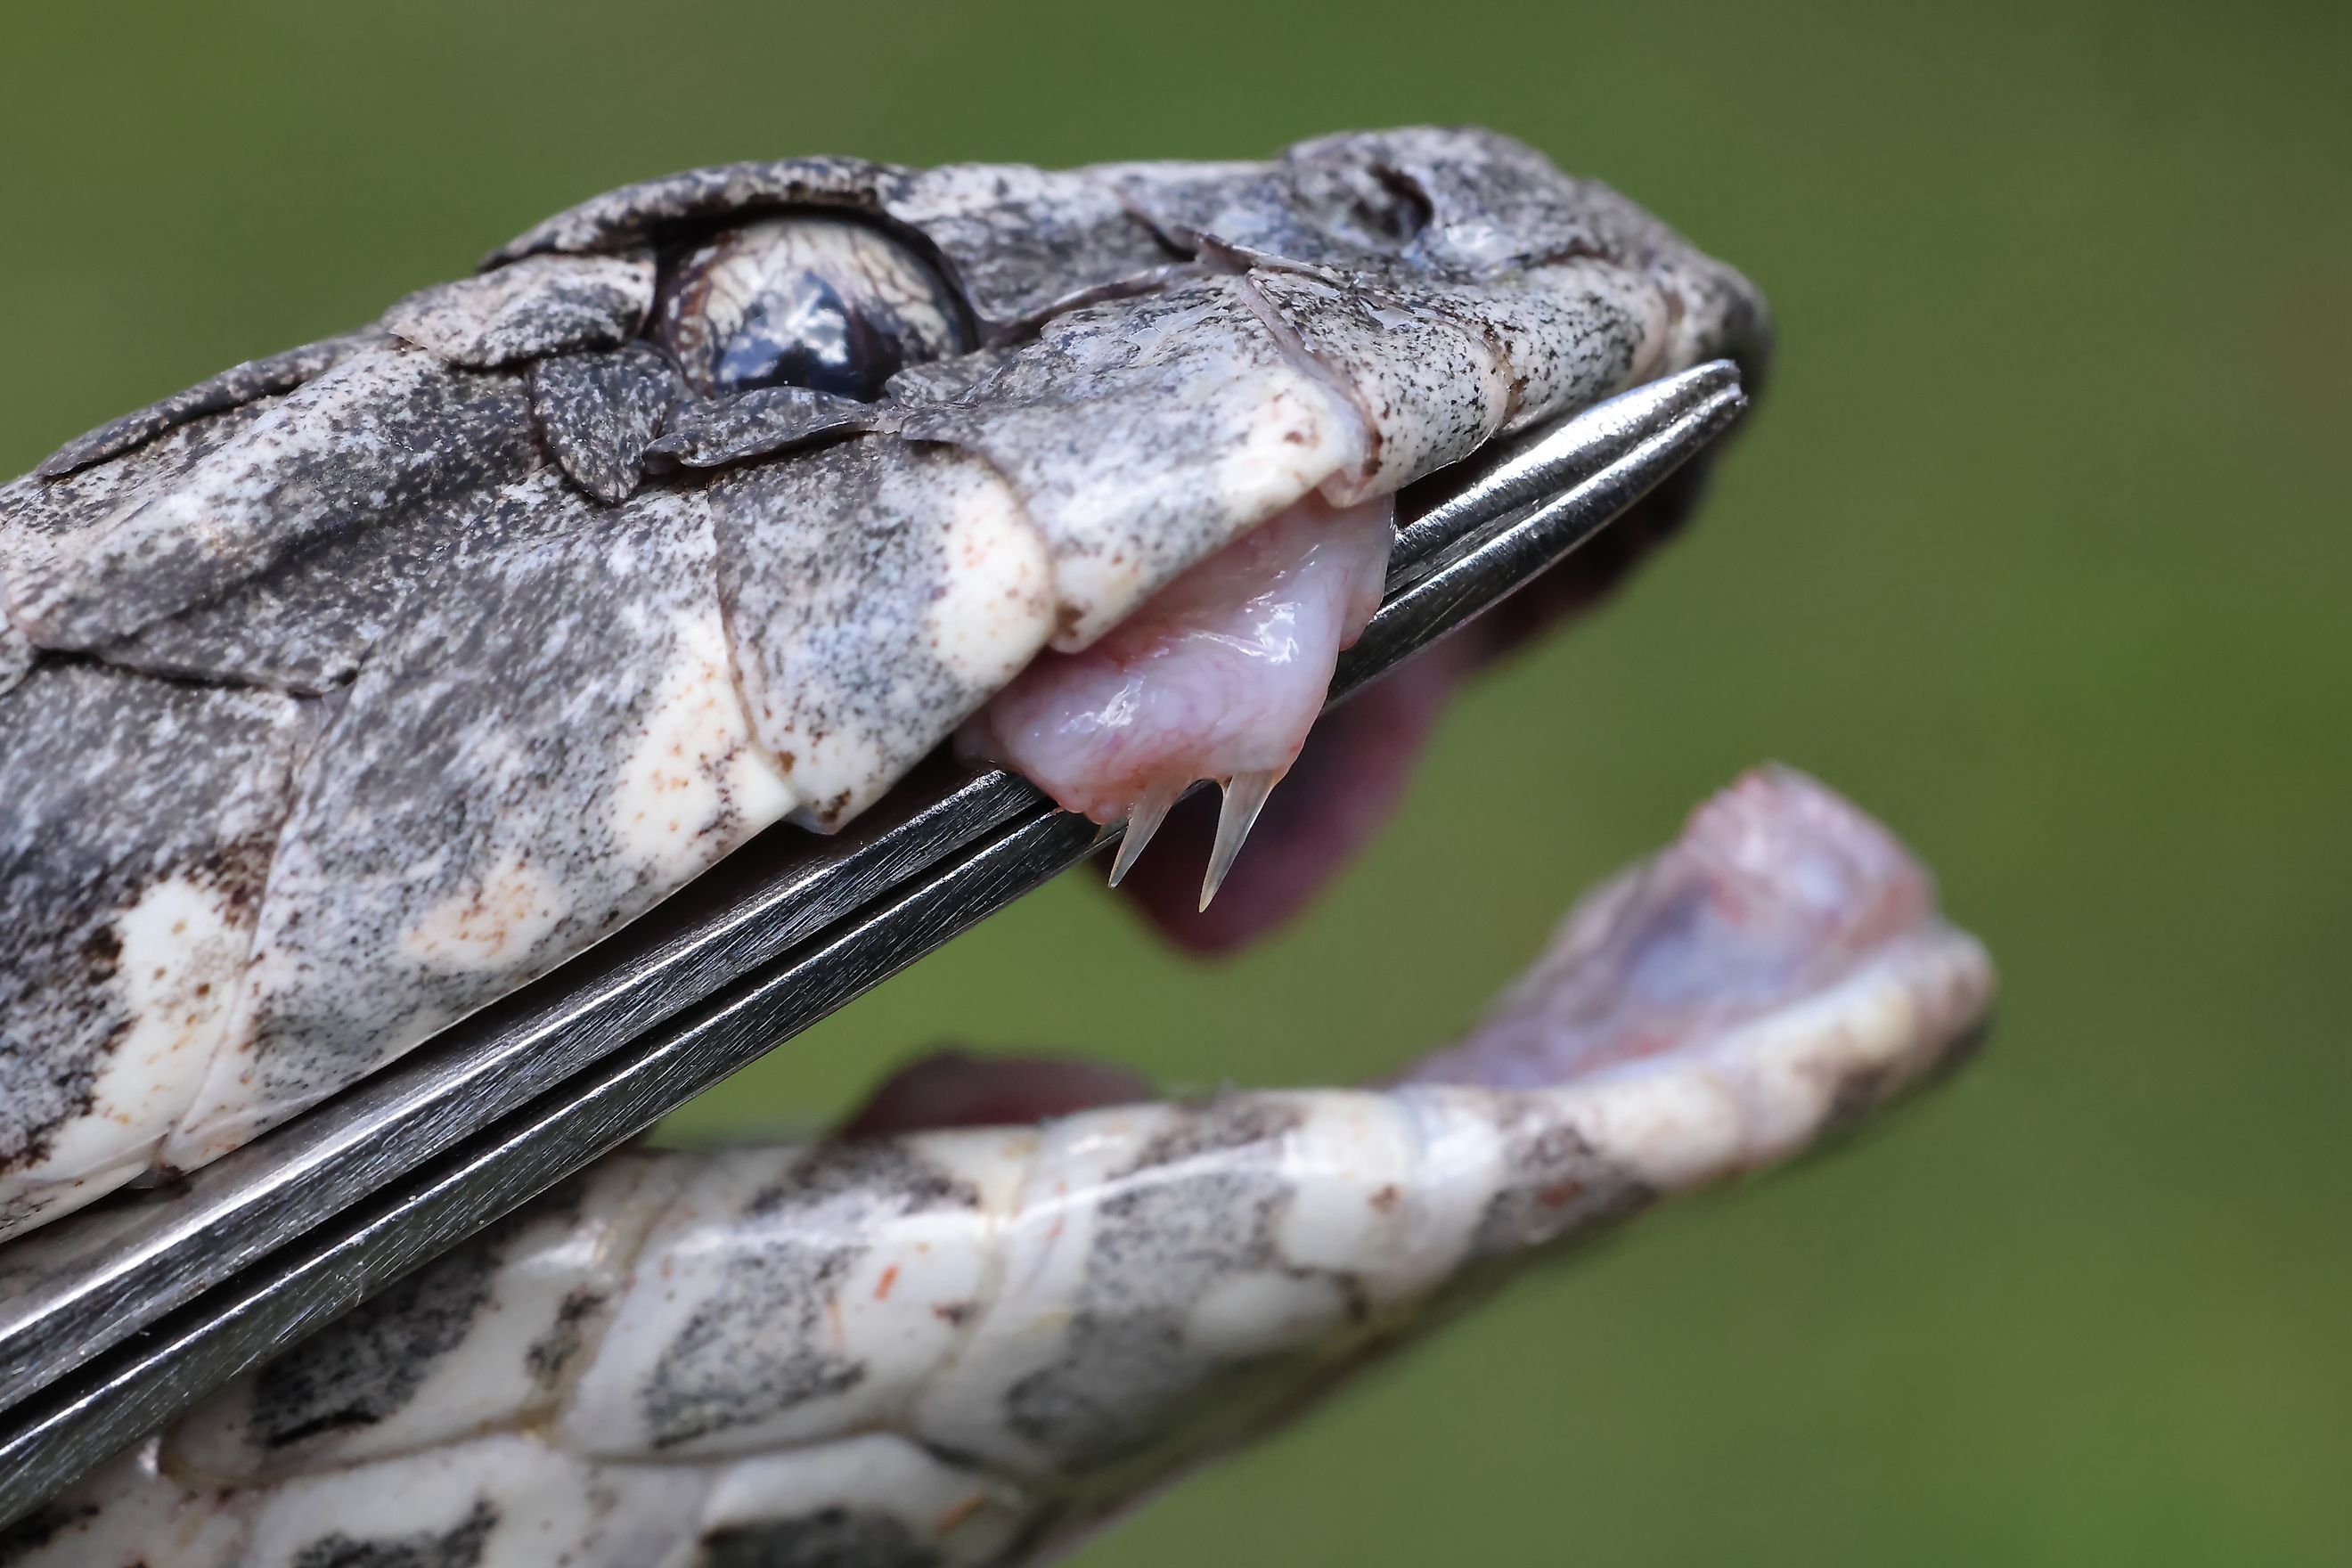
[167,1155,681,1482]
[0,667,307,1241]
[712,438,1055,830]
[913,1101,1187,1470]
[1246,271,1514,503]
[897,276,1369,650]
[930,480,1054,674]
[561,1129,1028,1459]
[0,876,250,1221]
[165,479,801,1169]
[1465,260,1676,432]
[0,1166,126,1243]
[608,555,798,884]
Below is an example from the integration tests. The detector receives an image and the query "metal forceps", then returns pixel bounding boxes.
[0,360,1748,1523]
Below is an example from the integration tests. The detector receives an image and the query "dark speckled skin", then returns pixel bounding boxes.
[0,127,1769,1239]
[12,348,542,650]
[381,252,655,370]
[34,329,387,481]
[1468,1101,1655,1256]
[1112,127,1771,380]
[697,1510,943,1568]
[648,384,883,470]
[0,603,28,695]
[641,1144,980,1450]
[288,1500,497,1568]
[167,475,790,1162]
[96,453,549,696]
[527,342,681,503]
[0,665,309,1229]
[485,159,894,273]
[3,396,283,569]
[246,1226,506,1453]
[1002,1100,1310,1464]
[710,437,1051,827]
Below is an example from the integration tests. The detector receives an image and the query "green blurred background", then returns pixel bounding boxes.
[4,2,2345,1560]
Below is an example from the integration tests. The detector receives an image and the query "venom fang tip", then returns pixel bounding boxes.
[1200,769,1281,911]
[1107,786,1180,888]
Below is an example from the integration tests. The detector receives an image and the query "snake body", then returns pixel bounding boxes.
[6,769,1992,1567]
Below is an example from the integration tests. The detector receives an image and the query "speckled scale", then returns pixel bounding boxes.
[164,476,796,1165]
[485,157,895,270]
[894,274,1368,649]
[31,328,386,480]
[91,457,547,696]
[10,346,538,649]
[383,252,657,370]
[0,603,29,695]
[876,160,1187,331]
[559,1136,1016,1459]
[646,384,881,471]
[0,665,312,1236]
[527,340,681,503]
[165,1154,674,1482]
[709,437,1053,829]
[1114,127,1767,391]
[1250,268,1515,502]
[1,393,285,576]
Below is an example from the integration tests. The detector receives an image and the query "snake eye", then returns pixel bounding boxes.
[653,216,968,402]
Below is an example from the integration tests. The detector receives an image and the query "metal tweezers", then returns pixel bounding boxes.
[0,360,1746,1523]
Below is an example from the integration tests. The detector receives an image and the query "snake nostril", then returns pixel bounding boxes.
[652,215,970,403]
[1286,158,1435,255]
[1361,164,1434,245]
